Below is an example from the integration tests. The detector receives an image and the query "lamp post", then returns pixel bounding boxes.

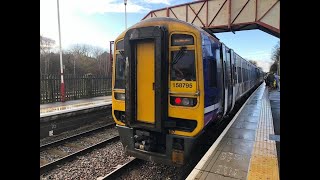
[57,0,65,102]
[124,0,127,29]
[278,56,280,76]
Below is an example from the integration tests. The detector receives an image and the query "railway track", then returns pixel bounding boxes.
[40,104,112,139]
[40,87,258,179]
[40,122,115,150]
[97,157,139,180]
[40,122,119,175]
[93,91,255,180]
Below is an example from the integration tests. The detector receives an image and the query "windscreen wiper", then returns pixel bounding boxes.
[119,50,125,59]
[171,46,187,65]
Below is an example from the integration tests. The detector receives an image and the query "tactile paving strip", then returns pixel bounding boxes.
[247,90,279,180]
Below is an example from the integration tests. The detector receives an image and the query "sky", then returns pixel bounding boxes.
[40,0,279,72]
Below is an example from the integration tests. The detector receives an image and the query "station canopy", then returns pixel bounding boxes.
[142,0,280,38]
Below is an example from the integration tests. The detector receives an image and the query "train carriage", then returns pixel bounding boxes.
[112,17,263,166]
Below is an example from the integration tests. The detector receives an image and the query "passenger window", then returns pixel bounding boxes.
[114,54,126,89]
[246,69,248,81]
[226,51,232,85]
[202,35,213,57]
[114,40,125,89]
[202,34,217,87]
[116,40,124,50]
[242,68,245,81]
[240,67,242,81]
[233,66,236,80]
[208,59,217,87]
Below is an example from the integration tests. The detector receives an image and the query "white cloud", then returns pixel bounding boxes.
[255,60,273,72]
[243,50,271,61]
[41,0,149,50]
[142,0,171,5]
[65,0,150,14]
[240,50,273,72]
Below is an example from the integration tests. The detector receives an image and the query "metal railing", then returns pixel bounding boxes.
[40,74,112,104]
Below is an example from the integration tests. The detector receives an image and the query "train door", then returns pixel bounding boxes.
[124,26,168,132]
[239,60,243,95]
[241,60,245,95]
[136,40,155,124]
[230,49,236,111]
[202,34,219,116]
[225,49,233,112]
[221,44,228,116]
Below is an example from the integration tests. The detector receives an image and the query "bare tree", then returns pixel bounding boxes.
[92,46,104,59]
[249,60,258,66]
[40,40,110,76]
[92,47,105,75]
[40,35,55,55]
[69,44,94,58]
[272,41,280,63]
[40,35,56,74]
[269,41,280,74]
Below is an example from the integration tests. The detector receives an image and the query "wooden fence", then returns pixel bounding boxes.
[40,74,112,104]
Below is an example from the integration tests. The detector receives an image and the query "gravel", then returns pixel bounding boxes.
[40,124,202,180]
[114,157,200,180]
[40,127,119,166]
[56,146,78,154]
[40,117,113,147]
[39,94,247,179]
[40,141,131,180]
[40,150,62,164]
[115,161,183,180]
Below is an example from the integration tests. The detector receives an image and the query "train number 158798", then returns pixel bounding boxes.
[172,82,193,88]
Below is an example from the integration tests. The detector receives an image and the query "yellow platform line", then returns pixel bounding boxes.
[247,89,279,180]
[186,84,264,180]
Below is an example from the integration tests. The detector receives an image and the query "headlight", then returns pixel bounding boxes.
[181,98,191,106]
[115,93,125,100]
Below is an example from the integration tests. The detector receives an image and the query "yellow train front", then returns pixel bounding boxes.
[112,17,263,166]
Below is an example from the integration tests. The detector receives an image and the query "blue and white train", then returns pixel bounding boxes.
[112,17,264,166]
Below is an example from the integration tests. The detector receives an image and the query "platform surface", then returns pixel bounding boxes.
[187,83,279,180]
[269,89,280,169]
[40,96,112,116]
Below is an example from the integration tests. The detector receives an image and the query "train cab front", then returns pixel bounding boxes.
[112,23,204,166]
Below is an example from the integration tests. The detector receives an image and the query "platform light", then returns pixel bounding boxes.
[124,0,127,29]
[56,0,65,102]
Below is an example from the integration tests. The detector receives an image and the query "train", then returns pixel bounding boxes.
[112,17,264,166]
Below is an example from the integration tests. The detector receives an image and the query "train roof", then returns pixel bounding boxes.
[115,17,261,71]
[115,17,220,43]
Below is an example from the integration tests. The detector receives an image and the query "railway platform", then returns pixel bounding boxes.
[187,83,280,180]
[40,96,112,117]
[40,96,112,138]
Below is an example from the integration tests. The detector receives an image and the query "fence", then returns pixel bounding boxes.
[40,74,112,104]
